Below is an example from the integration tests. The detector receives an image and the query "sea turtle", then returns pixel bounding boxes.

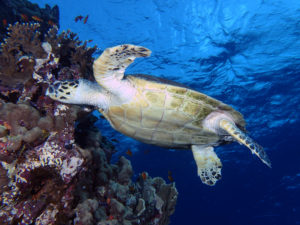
[46,44,271,186]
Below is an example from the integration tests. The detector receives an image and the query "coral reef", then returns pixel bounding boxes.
[0,6,178,225]
[0,21,97,223]
[73,116,178,225]
[45,28,96,80]
[0,0,59,42]
[0,22,96,93]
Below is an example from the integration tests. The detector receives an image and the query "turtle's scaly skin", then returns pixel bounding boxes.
[100,74,246,148]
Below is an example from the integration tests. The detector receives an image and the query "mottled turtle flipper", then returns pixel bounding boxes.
[93,44,151,90]
[191,145,222,186]
[219,119,271,168]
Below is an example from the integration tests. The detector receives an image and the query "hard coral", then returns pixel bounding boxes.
[73,116,178,225]
[0,100,85,224]
[0,102,48,162]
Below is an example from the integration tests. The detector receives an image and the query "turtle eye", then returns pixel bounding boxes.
[45,85,57,99]
[48,86,54,94]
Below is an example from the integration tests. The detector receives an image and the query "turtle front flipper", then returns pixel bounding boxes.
[93,44,151,90]
[219,119,272,168]
[191,145,222,186]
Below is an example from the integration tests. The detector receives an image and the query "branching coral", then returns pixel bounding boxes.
[0,0,59,42]
[45,28,97,80]
[0,23,42,88]
[0,22,97,94]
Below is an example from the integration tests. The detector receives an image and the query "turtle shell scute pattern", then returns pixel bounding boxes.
[103,75,245,148]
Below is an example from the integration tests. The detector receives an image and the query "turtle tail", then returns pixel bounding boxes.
[219,119,272,168]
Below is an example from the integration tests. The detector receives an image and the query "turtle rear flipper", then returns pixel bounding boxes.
[191,145,222,186]
[93,44,151,88]
[220,119,271,168]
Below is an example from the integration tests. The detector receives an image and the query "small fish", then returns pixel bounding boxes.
[20,14,29,22]
[168,170,174,182]
[106,198,111,204]
[88,39,93,43]
[141,172,147,180]
[111,138,119,143]
[0,142,7,149]
[129,185,135,192]
[75,15,83,22]
[107,215,114,220]
[168,176,174,182]
[126,149,133,156]
[2,19,7,27]
[32,16,43,22]
[48,20,55,26]
[83,15,89,24]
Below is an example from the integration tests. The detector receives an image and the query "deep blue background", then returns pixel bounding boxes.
[31,0,300,224]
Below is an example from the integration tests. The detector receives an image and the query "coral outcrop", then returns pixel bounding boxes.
[73,116,178,225]
[0,27,90,222]
[0,0,59,42]
[0,4,178,225]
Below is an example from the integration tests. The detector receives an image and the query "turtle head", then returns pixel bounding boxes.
[46,79,109,109]
[46,80,80,104]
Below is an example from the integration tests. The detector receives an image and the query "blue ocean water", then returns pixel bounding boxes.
[31,0,300,224]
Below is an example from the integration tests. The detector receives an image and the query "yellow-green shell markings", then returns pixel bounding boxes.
[99,74,245,149]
